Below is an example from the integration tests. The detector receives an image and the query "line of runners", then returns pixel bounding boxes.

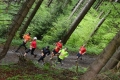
[15,33,86,65]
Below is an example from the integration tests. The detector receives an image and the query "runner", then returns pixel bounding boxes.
[56,48,69,66]
[76,44,86,61]
[15,33,31,52]
[56,40,62,49]
[38,46,50,64]
[50,40,63,60]
[24,37,37,57]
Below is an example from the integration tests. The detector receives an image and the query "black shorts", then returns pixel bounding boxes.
[26,48,35,55]
[58,57,62,63]
[77,53,82,58]
[52,49,58,55]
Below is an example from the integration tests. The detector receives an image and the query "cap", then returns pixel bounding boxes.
[33,37,37,40]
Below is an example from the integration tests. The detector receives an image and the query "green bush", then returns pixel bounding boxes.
[69,65,87,74]
[87,46,102,55]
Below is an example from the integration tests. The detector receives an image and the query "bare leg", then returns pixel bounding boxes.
[50,52,54,60]
[24,53,27,57]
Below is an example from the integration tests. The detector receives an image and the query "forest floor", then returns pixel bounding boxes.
[0,46,98,80]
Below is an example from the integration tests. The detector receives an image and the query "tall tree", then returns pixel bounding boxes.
[84,18,105,45]
[84,10,111,45]
[19,0,44,39]
[102,46,120,72]
[115,0,118,2]
[97,11,104,19]
[94,0,104,10]
[81,31,120,80]
[62,0,96,45]
[68,0,84,19]
[96,0,104,11]
[0,0,35,60]
[62,0,72,8]
[47,0,53,7]
[31,0,66,40]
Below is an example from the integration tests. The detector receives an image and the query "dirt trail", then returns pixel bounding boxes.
[0,47,97,69]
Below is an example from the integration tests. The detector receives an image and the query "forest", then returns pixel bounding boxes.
[0,0,120,80]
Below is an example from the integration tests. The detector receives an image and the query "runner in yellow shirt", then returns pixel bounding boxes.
[56,48,69,66]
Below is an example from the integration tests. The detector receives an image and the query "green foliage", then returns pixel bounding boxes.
[87,2,120,54]
[42,35,54,44]
[87,46,102,55]
[27,6,52,39]
[0,60,80,80]
[7,75,21,80]
[66,7,99,48]
[34,74,53,80]
[0,38,6,44]
[97,71,120,80]
[69,65,87,74]
[11,39,22,45]
[7,74,54,80]
[0,65,12,71]
[106,72,120,80]
[27,0,68,40]
[65,45,78,53]
[43,62,51,70]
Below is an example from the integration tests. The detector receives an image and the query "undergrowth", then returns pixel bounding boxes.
[0,58,81,80]
[94,70,120,80]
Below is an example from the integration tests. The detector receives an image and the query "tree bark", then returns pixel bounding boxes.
[96,0,105,11]
[68,0,84,19]
[0,0,35,60]
[97,11,104,19]
[62,0,96,45]
[94,0,104,10]
[102,46,120,72]
[19,0,43,39]
[81,31,120,80]
[47,0,53,7]
[115,0,118,2]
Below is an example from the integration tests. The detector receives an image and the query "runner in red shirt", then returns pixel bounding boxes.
[76,44,86,61]
[50,40,63,60]
[56,40,62,49]
[24,37,37,58]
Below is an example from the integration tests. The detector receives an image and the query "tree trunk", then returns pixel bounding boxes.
[19,0,43,39]
[62,0,96,45]
[115,0,118,2]
[5,0,11,13]
[0,0,35,60]
[71,0,80,11]
[17,0,21,4]
[81,31,120,80]
[102,47,120,72]
[98,11,104,19]
[84,18,105,45]
[84,10,111,45]
[63,0,71,8]
[94,0,104,10]
[47,0,53,7]
[68,0,84,19]
[111,2,120,15]
[96,0,104,11]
